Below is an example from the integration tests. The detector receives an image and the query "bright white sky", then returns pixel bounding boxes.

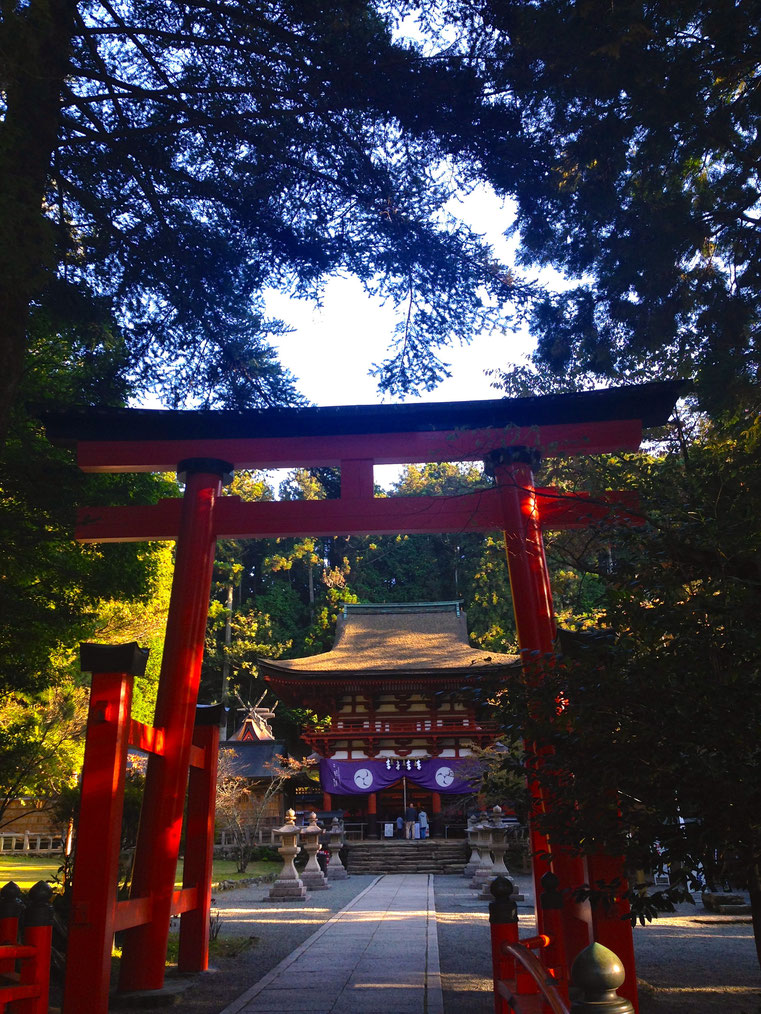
[263,186,535,410]
[261,186,537,489]
[265,274,534,408]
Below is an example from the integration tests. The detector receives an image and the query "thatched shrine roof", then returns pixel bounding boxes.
[258,603,518,687]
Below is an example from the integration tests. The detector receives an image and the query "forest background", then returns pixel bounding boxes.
[1,0,760,967]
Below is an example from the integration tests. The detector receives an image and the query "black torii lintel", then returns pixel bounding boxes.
[38,379,686,473]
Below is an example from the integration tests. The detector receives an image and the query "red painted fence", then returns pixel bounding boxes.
[0,881,53,1014]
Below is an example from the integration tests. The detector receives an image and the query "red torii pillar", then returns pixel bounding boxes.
[487,448,638,1009]
[118,458,230,993]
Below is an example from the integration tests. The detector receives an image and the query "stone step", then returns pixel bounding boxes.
[344,839,468,875]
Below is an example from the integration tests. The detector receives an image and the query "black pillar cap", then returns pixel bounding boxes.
[23,881,54,927]
[80,642,149,676]
[195,703,224,726]
[177,457,234,486]
[483,447,542,478]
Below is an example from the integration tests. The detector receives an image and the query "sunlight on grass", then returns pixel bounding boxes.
[0,856,60,889]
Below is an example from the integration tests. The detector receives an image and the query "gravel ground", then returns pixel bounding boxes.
[122,873,761,1013]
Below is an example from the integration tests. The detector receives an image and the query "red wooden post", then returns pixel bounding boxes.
[0,882,23,975]
[489,878,519,1014]
[119,459,229,993]
[488,450,593,961]
[178,718,220,973]
[586,853,638,1012]
[323,792,332,810]
[539,871,570,1000]
[63,644,147,1014]
[16,882,54,1014]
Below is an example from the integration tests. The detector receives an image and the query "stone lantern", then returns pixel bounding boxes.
[476,805,509,899]
[470,817,496,891]
[267,809,307,901]
[299,812,329,891]
[326,817,349,881]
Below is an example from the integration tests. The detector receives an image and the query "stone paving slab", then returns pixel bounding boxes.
[219,874,443,1014]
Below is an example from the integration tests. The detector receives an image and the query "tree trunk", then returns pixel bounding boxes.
[0,0,77,435]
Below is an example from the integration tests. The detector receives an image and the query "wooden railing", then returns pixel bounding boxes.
[0,833,63,855]
[308,715,498,736]
[497,940,569,1014]
[215,820,281,848]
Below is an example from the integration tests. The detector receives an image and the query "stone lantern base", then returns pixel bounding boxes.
[267,878,308,901]
[300,868,329,890]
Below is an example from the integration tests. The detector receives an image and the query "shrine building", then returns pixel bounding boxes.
[259,601,518,837]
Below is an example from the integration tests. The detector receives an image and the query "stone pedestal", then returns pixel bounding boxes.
[326,817,349,880]
[299,812,329,891]
[267,809,307,901]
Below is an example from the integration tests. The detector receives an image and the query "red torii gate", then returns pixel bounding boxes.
[42,380,682,1013]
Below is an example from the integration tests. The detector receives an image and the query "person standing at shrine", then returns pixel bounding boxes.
[418,807,428,839]
[404,802,418,840]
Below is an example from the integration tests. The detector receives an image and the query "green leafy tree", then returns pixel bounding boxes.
[0,302,175,815]
[347,463,517,650]
[446,0,761,411]
[94,542,175,724]
[0,0,535,427]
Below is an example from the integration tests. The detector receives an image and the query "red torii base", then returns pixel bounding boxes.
[43,385,683,1012]
[64,643,220,1014]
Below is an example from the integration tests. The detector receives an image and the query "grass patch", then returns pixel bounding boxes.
[113,930,258,976]
[202,859,280,883]
[164,933,258,963]
[0,854,279,892]
[0,855,60,889]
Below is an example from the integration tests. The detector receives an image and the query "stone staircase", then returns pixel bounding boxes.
[344,838,469,875]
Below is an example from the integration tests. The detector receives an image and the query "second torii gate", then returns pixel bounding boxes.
[43,379,682,1013]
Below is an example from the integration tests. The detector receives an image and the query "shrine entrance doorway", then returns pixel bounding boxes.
[379,785,435,831]
[42,379,682,1014]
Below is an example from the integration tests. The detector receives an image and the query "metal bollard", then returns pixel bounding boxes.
[489,876,519,1014]
[570,941,634,1014]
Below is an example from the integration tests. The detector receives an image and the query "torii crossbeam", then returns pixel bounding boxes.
[42,379,682,1014]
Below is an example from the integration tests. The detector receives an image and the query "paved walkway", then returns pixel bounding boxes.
[218,874,443,1014]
